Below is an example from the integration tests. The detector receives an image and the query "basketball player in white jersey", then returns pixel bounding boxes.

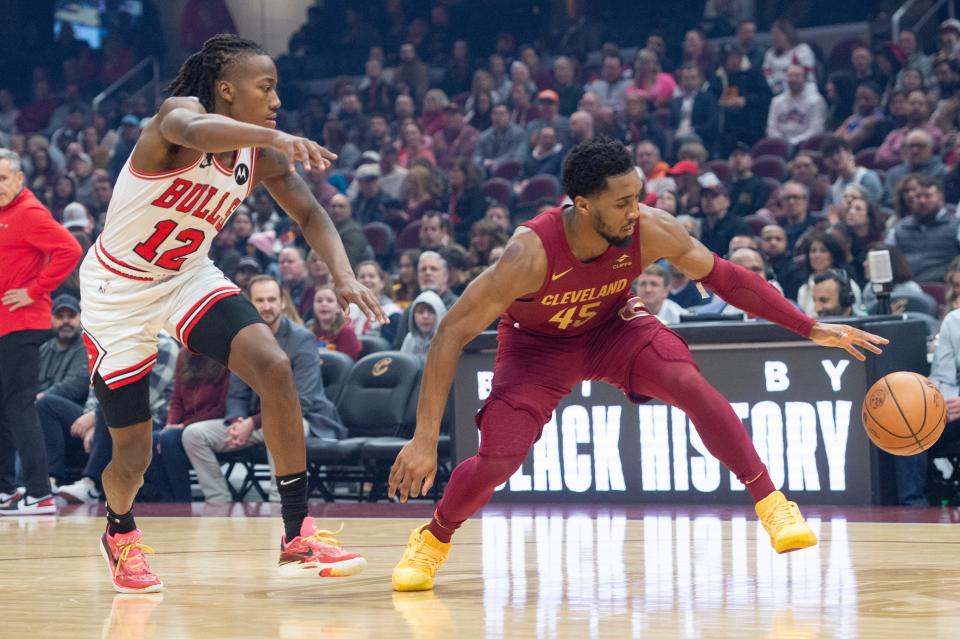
[79,34,387,593]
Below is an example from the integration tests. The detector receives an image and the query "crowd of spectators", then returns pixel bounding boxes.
[7,5,960,504]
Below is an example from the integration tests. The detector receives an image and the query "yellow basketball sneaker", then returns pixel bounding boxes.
[392,524,451,591]
[755,491,818,554]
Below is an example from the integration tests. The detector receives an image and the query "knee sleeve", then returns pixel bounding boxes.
[476,398,545,460]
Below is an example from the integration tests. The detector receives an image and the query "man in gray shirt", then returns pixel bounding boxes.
[36,294,91,484]
[475,104,528,174]
[886,176,959,282]
[182,276,343,503]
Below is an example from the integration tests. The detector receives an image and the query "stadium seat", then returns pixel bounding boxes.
[318,349,354,404]
[744,213,774,236]
[855,147,878,169]
[867,291,939,318]
[704,159,733,184]
[359,334,391,358]
[396,219,422,250]
[873,153,902,171]
[798,134,827,152]
[217,446,271,502]
[481,177,513,206]
[751,137,789,160]
[363,221,394,266]
[358,374,456,501]
[920,282,946,306]
[518,174,560,207]
[752,155,788,181]
[307,352,422,500]
[492,160,522,180]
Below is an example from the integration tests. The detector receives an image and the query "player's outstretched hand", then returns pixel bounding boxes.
[269,131,337,173]
[336,278,389,324]
[388,437,438,503]
[810,322,889,361]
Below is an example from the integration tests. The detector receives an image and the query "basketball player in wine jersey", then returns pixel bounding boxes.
[388,137,889,591]
[79,35,387,593]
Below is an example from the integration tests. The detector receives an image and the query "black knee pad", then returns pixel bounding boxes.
[93,373,151,428]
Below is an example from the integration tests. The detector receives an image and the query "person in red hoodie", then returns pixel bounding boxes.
[0,148,82,515]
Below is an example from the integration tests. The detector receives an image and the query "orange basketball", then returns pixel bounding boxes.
[862,372,946,456]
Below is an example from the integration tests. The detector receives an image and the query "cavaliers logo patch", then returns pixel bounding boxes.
[234,163,250,185]
[372,357,392,377]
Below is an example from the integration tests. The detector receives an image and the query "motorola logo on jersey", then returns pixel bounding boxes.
[234,163,250,186]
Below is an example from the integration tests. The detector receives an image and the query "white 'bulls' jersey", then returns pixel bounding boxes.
[92,147,258,280]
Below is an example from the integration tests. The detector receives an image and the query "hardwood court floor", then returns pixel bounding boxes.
[2,505,960,638]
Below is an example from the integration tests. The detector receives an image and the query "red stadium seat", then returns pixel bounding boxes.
[704,159,733,184]
[744,213,774,236]
[920,282,946,306]
[363,222,393,261]
[855,147,878,169]
[396,220,421,250]
[751,137,789,160]
[798,133,827,152]
[752,155,788,182]
[481,178,513,206]
[492,160,522,180]
[518,174,561,206]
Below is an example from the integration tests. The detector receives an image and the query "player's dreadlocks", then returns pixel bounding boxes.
[167,34,266,111]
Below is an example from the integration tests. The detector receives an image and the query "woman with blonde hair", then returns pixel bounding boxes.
[402,164,443,223]
[626,49,677,108]
[349,260,403,342]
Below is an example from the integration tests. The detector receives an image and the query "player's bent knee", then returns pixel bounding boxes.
[249,349,294,389]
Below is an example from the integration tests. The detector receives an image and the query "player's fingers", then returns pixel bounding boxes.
[859,339,883,354]
[845,343,866,361]
[296,140,311,171]
[367,290,389,323]
[398,475,412,503]
[315,144,338,162]
[306,140,325,168]
[421,470,436,496]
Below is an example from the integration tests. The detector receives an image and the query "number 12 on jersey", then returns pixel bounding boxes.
[548,302,601,330]
[133,220,206,271]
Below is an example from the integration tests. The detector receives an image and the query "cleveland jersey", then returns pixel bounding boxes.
[92,148,258,280]
[504,206,644,337]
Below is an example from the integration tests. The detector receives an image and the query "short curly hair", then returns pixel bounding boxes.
[561,136,634,199]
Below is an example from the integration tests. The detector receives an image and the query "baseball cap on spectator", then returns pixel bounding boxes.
[62,202,89,229]
[698,172,727,195]
[537,89,559,103]
[355,163,381,180]
[667,160,699,177]
[52,294,81,314]
[730,141,751,155]
[360,150,381,164]
[235,256,262,273]
[940,18,960,34]
[120,114,141,127]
